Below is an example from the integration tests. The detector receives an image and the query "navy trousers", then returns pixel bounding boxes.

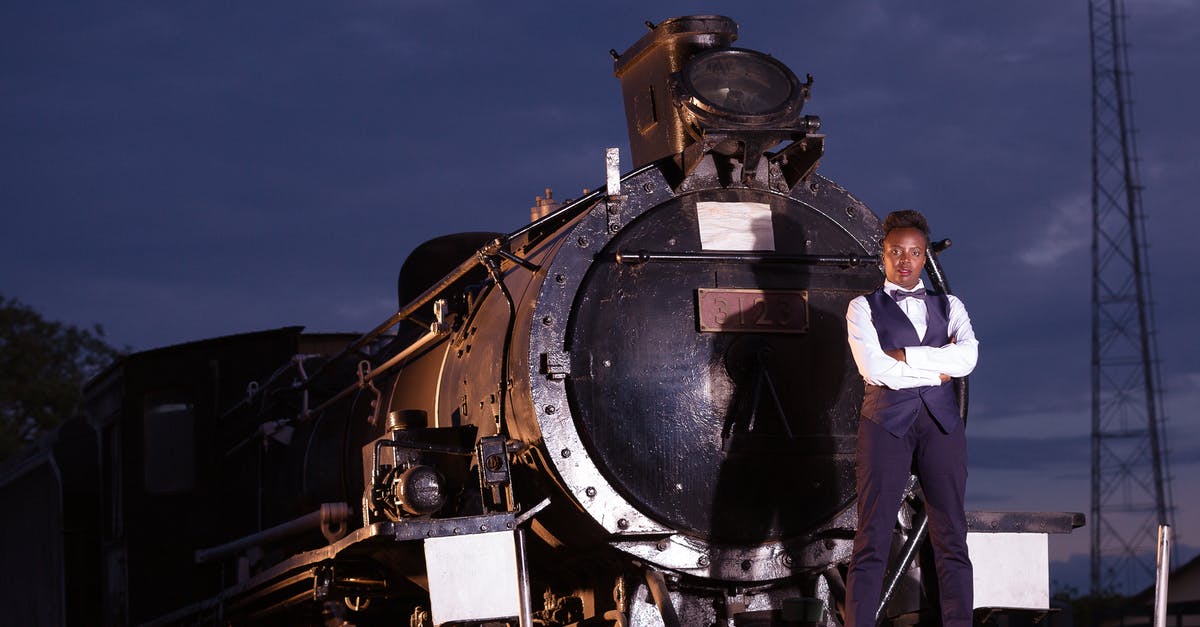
[844,406,973,627]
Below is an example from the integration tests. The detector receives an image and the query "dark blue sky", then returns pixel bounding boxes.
[3,1,1197,592]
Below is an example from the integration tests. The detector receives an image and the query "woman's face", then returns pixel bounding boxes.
[881,227,927,290]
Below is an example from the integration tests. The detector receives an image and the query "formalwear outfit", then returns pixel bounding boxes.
[843,279,979,627]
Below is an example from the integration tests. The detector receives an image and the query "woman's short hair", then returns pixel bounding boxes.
[883,209,930,239]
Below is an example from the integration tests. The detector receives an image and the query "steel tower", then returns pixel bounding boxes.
[1088,0,1174,597]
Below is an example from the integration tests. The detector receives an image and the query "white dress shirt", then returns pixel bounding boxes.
[846,279,979,391]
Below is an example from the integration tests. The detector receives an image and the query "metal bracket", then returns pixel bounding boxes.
[540,351,570,380]
[478,435,512,486]
[605,147,628,234]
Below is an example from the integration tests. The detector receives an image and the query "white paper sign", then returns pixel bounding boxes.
[696,201,775,251]
[425,531,522,624]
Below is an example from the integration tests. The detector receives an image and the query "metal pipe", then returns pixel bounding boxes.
[875,512,928,624]
[644,570,681,627]
[1154,524,1171,627]
[614,250,878,266]
[516,529,534,627]
[926,238,969,425]
[508,186,605,242]
[924,239,953,295]
[479,250,518,437]
[299,254,486,389]
[302,329,442,421]
[195,503,351,564]
[301,171,611,394]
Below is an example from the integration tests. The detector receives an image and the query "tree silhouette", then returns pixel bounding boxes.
[0,294,123,460]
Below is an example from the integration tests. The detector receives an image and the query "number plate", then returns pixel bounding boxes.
[696,288,809,334]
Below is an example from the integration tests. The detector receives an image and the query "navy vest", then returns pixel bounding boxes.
[860,288,961,436]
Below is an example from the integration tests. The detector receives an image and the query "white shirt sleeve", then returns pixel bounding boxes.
[846,296,945,390]
[903,294,979,378]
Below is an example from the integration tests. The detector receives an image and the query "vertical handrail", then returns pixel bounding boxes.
[1154,524,1171,627]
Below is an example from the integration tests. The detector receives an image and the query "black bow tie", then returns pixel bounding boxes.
[892,287,926,301]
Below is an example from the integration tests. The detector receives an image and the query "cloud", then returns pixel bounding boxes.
[1019,193,1091,267]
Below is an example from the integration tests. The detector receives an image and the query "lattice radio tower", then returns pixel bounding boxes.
[1088,0,1175,597]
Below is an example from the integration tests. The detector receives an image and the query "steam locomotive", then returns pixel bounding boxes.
[0,15,1081,627]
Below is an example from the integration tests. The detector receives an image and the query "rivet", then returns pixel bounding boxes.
[845,207,856,221]
[697,555,710,567]
[542,316,553,326]
[656,538,670,551]
[741,560,752,571]
[561,448,571,458]
[617,518,629,529]
[544,405,556,414]
[555,273,566,284]
[585,486,597,498]
[480,524,488,531]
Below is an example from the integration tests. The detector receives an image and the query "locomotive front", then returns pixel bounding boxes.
[378,15,889,622]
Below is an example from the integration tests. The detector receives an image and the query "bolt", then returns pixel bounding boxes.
[544,405,556,414]
[656,538,670,551]
[480,524,488,532]
[642,182,654,193]
[585,486,597,498]
[809,182,819,193]
[453,527,461,535]
[824,539,836,550]
[617,518,629,529]
[577,236,589,248]
[608,223,620,233]
[782,554,794,568]
[542,315,553,326]
[561,448,571,458]
[697,555,710,567]
[607,204,619,215]
[555,273,566,284]
[741,560,752,572]
[845,207,856,221]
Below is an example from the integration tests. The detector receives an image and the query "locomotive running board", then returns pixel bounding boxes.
[142,510,538,626]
